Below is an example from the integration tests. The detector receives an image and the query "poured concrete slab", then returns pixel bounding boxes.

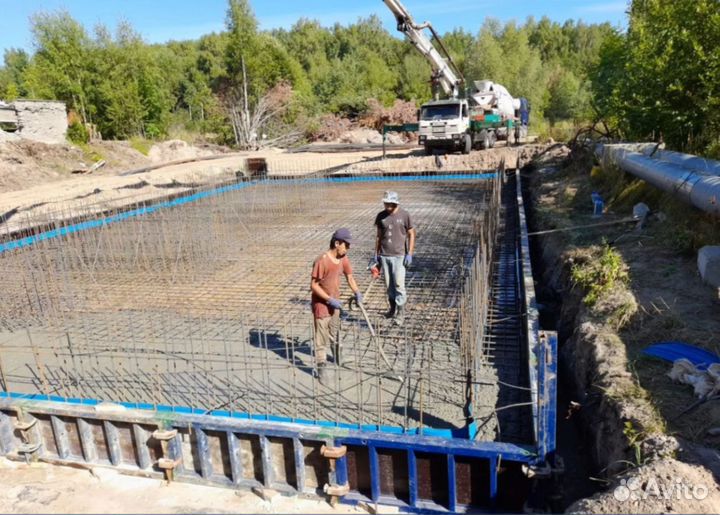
[0,178,514,440]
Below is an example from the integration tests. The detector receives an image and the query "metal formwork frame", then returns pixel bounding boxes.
[0,171,557,513]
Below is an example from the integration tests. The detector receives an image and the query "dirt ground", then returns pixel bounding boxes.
[567,459,720,514]
[0,140,150,192]
[532,150,720,452]
[528,147,720,513]
[0,458,368,514]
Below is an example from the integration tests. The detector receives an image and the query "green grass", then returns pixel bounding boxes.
[77,143,104,163]
[589,160,720,254]
[129,137,153,156]
[571,242,629,306]
[532,119,581,143]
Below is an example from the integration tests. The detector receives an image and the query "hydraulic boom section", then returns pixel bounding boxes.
[382,0,464,99]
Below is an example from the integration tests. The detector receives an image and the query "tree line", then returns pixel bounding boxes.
[3,0,713,156]
[591,0,720,157]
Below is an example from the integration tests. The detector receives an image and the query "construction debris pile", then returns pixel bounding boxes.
[668,359,720,398]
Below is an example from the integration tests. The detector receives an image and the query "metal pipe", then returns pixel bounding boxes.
[598,144,720,216]
[645,149,720,176]
[606,143,720,175]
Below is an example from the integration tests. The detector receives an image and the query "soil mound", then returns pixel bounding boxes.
[148,140,215,164]
[336,128,383,145]
[0,140,151,193]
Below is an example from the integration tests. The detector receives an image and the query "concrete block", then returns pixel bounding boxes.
[697,246,720,288]
[13,100,67,145]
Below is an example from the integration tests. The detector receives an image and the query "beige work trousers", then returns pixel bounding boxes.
[313,311,340,364]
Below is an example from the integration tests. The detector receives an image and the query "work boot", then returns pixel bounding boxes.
[384,300,396,319]
[317,362,329,385]
[394,305,405,327]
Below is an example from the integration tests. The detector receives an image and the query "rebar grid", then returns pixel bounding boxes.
[0,173,511,438]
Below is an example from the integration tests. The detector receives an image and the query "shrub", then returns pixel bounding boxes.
[360,98,417,131]
[67,120,89,144]
[306,114,351,142]
[571,242,629,306]
[129,137,152,156]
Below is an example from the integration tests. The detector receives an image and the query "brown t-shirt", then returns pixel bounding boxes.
[375,208,413,256]
[311,252,353,319]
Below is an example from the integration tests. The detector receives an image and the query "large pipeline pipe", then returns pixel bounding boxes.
[597,144,720,216]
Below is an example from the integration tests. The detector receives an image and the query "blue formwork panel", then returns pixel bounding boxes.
[0,384,552,513]
[0,398,478,511]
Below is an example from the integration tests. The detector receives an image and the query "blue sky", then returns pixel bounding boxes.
[0,0,629,53]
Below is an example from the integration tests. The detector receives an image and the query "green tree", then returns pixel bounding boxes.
[278,19,331,75]
[224,0,311,146]
[197,32,229,88]
[592,0,720,153]
[0,68,13,99]
[546,67,591,123]
[441,28,474,78]
[90,22,173,138]
[396,51,431,103]
[23,11,92,120]
[528,16,569,63]
[225,0,308,99]
[589,29,627,133]
[2,49,30,98]
[467,20,548,116]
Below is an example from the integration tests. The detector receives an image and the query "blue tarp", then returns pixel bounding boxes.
[643,342,720,371]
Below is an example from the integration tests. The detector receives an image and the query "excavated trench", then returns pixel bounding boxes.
[520,167,602,510]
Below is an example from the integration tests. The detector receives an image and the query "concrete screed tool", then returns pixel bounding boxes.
[347,264,403,382]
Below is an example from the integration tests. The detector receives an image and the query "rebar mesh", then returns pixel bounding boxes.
[0,171,516,439]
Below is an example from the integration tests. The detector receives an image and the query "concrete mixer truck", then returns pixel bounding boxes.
[382,0,530,154]
[419,81,530,154]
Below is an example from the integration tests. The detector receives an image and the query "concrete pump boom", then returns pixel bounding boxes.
[382,0,464,99]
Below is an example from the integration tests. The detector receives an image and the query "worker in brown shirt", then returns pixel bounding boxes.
[311,228,362,384]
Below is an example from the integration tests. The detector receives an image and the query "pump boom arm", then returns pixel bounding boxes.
[382,0,464,98]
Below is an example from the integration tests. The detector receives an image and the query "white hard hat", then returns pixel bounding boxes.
[382,191,400,204]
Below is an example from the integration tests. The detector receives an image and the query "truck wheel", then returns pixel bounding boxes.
[480,130,490,150]
[463,134,472,155]
[424,144,433,156]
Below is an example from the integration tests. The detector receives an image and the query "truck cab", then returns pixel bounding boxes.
[417,99,472,155]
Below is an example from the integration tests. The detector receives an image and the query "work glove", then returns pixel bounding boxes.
[354,291,364,305]
[403,254,413,267]
[368,255,379,269]
[327,297,343,310]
